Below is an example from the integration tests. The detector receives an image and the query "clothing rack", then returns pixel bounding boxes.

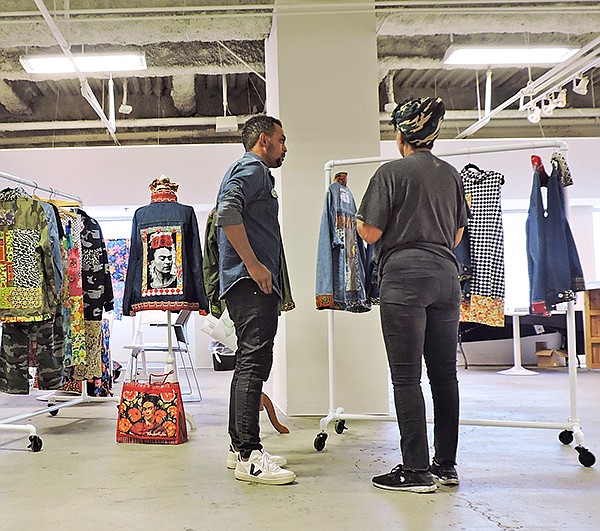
[0,169,83,204]
[315,140,596,467]
[0,169,111,452]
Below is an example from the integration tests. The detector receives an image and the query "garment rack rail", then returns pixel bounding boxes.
[314,140,596,468]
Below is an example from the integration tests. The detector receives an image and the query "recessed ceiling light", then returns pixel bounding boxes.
[443,45,580,66]
[19,52,147,74]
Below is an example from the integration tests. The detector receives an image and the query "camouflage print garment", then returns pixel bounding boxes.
[0,307,64,394]
[0,188,59,322]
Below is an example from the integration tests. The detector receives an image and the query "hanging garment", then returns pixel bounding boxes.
[87,317,114,397]
[72,209,113,380]
[458,166,506,327]
[76,209,114,321]
[60,211,87,367]
[0,188,59,323]
[316,180,371,312]
[202,208,227,318]
[0,315,64,394]
[453,225,473,300]
[526,155,585,315]
[122,187,209,315]
[105,238,130,320]
[38,200,64,294]
[203,208,295,319]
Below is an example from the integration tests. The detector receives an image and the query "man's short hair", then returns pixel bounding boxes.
[241,115,282,151]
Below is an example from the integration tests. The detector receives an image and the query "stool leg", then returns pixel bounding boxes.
[260,393,289,434]
[139,349,148,380]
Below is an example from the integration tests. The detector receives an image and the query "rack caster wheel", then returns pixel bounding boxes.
[27,435,43,452]
[559,430,574,445]
[334,420,347,434]
[314,432,328,451]
[48,404,59,416]
[575,445,596,467]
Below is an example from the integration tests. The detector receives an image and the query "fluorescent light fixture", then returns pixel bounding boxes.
[20,52,147,74]
[443,45,580,66]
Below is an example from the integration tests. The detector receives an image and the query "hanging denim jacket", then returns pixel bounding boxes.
[316,181,371,313]
[123,189,209,315]
[526,158,585,315]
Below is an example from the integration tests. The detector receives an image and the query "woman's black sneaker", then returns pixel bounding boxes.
[372,464,437,493]
[430,461,459,485]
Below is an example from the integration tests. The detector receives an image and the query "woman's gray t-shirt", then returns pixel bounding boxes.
[356,151,468,267]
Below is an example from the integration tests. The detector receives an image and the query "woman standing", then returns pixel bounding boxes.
[356,98,468,493]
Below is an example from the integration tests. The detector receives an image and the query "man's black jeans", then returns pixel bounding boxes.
[225,279,279,456]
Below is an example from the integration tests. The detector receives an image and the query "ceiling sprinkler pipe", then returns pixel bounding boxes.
[118,78,133,114]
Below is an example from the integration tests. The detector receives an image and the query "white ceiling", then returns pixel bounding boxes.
[1,1,599,148]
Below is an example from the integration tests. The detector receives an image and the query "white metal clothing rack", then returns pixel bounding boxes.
[0,170,83,204]
[315,140,596,467]
[0,169,89,451]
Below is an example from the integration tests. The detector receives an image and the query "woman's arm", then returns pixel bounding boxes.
[454,226,465,248]
[357,219,383,244]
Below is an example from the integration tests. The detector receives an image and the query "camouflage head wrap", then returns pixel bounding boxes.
[390,97,445,148]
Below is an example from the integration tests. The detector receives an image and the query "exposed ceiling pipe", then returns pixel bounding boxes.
[221,73,229,117]
[5,109,600,133]
[217,41,266,83]
[33,0,118,143]
[484,69,492,116]
[0,116,250,132]
[384,72,396,113]
[4,1,600,20]
[108,75,115,130]
[118,78,133,114]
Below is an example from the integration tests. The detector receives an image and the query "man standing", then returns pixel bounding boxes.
[216,115,295,485]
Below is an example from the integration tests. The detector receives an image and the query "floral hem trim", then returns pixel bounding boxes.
[460,294,505,327]
[131,300,201,314]
[316,294,340,310]
[0,312,53,323]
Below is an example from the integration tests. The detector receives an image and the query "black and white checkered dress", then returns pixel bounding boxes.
[460,165,505,327]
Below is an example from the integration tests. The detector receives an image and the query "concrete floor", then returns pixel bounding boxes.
[0,364,599,531]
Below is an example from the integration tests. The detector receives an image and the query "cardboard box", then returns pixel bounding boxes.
[536,346,567,367]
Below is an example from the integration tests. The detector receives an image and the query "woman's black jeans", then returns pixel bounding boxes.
[379,249,461,471]
[224,279,279,457]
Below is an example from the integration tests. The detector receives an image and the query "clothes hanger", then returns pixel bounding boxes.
[463,162,482,172]
[531,154,550,186]
[42,188,80,217]
[333,171,348,186]
[462,150,482,172]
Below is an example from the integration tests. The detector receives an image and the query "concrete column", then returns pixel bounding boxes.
[265,0,389,415]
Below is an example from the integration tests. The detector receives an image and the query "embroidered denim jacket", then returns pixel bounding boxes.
[123,190,209,315]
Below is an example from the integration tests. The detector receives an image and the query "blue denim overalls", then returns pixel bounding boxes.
[525,158,585,315]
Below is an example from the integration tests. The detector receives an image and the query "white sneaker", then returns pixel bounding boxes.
[227,446,287,469]
[234,449,296,485]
